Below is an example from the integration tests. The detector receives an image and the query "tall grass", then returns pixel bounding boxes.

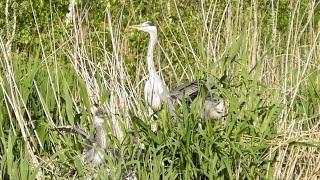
[0,0,319,179]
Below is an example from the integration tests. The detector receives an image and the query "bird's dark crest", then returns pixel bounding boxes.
[144,21,155,26]
[94,107,106,117]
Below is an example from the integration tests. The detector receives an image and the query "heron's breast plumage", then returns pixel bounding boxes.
[144,78,163,111]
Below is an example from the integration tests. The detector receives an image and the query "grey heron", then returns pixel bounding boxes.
[170,80,225,120]
[130,21,225,121]
[55,105,107,166]
[54,106,138,179]
[80,106,107,165]
[129,21,174,115]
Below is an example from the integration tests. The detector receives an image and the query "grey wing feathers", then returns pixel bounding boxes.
[170,80,217,102]
[54,126,95,144]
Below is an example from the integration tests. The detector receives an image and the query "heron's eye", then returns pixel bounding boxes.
[144,21,155,26]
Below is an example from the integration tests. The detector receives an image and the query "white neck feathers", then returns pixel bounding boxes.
[147,31,158,77]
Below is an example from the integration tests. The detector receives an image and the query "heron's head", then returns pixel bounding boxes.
[129,21,157,34]
[91,105,107,126]
[204,100,225,120]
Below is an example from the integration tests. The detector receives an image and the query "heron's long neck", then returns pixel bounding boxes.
[94,116,106,149]
[147,32,158,77]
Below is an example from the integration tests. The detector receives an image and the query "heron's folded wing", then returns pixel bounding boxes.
[170,80,207,101]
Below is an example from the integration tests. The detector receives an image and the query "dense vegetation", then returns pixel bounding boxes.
[0,0,319,179]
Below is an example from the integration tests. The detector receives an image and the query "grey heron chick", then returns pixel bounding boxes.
[80,105,107,165]
[54,105,107,166]
[129,21,174,115]
[54,106,137,179]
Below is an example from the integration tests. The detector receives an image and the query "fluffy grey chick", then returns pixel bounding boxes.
[80,106,107,165]
[54,106,107,166]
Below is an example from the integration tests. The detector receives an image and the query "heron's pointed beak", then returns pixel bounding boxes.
[129,24,141,29]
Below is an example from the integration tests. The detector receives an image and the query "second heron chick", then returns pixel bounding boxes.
[54,105,107,166]
[80,106,107,165]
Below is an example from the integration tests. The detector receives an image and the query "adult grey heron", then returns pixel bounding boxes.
[130,21,225,120]
[129,21,174,115]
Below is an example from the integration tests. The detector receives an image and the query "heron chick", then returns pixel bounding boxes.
[80,105,107,165]
[170,80,225,120]
[54,106,137,179]
[54,105,107,166]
